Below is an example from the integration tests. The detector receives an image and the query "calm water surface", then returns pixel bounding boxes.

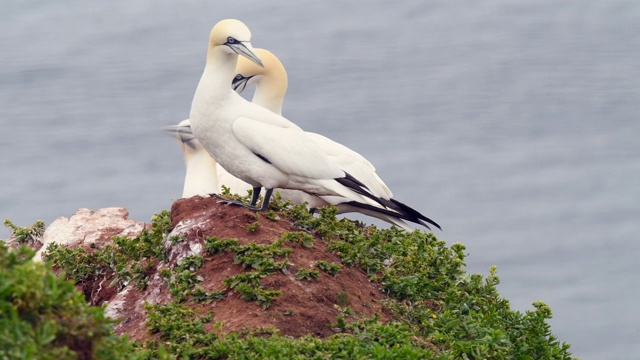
[1,1,639,358]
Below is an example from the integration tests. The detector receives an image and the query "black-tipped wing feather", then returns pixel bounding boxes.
[335,172,385,207]
[335,172,441,231]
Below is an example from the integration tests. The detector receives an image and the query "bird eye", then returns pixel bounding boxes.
[226,36,237,44]
[235,74,244,80]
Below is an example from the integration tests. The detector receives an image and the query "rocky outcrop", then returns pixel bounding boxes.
[34,207,147,261]
[33,197,390,341]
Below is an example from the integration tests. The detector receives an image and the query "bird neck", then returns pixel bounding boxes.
[183,150,219,197]
[252,81,284,115]
[200,49,238,92]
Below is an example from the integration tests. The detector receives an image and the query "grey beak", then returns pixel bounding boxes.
[162,124,196,142]
[228,41,264,67]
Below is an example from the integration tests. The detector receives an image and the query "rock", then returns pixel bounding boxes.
[33,207,147,261]
[33,198,390,340]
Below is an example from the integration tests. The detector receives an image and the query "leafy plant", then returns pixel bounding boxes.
[281,231,315,248]
[265,211,280,222]
[145,301,216,345]
[246,221,260,233]
[190,286,225,304]
[231,241,291,272]
[223,271,282,309]
[178,255,204,271]
[0,242,146,359]
[43,211,171,291]
[294,268,320,281]
[232,283,282,309]
[3,219,45,244]
[316,260,341,277]
[204,236,239,255]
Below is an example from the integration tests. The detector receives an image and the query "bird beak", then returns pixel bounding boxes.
[162,124,196,142]
[232,75,254,93]
[228,41,264,67]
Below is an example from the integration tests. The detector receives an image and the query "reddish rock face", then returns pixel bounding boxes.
[39,196,391,341]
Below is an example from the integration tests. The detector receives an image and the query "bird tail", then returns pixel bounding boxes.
[333,172,441,231]
[338,200,440,231]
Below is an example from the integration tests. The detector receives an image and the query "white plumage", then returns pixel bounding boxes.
[172,19,440,231]
[167,119,251,198]
[232,49,428,230]
[189,19,385,212]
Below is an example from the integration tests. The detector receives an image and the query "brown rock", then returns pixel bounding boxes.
[41,197,391,341]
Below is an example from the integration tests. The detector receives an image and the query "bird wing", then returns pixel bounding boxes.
[307,132,393,199]
[307,132,376,171]
[232,116,344,180]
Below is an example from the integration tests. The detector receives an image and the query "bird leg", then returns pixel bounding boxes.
[249,187,261,206]
[259,188,273,211]
[217,188,273,212]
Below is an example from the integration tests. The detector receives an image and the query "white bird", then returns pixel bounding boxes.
[188,19,440,230]
[232,48,440,231]
[168,119,251,198]
[164,50,411,228]
[189,20,390,209]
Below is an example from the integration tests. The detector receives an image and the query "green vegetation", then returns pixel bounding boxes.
[336,291,349,307]
[3,219,44,244]
[264,210,280,222]
[44,211,170,291]
[316,260,341,277]
[221,239,291,309]
[281,230,315,248]
[245,221,260,233]
[1,197,575,359]
[203,236,239,254]
[294,268,320,281]
[204,235,294,309]
[0,242,147,360]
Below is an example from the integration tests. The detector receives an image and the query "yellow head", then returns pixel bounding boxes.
[207,19,263,67]
[232,48,288,114]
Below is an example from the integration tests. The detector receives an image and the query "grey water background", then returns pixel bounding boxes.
[1,0,638,358]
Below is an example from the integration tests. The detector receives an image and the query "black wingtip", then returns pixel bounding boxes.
[419,218,440,231]
[334,172,441,231]
[389,198,442,231]
[341,199,441,232]
[335,172,384,207]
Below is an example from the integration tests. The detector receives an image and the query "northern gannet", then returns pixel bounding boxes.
[232,49,440,231]
[167,119,251,198]
[189,19,388,213]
